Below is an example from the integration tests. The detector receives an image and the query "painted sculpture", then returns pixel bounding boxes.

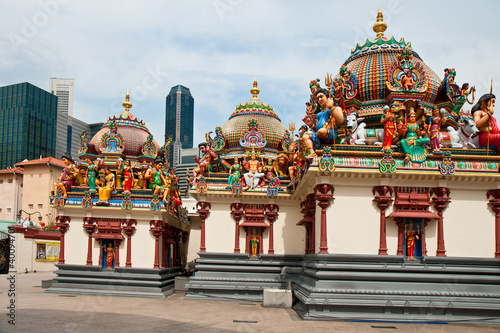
[54,153,77,199]
[399,109,430,164]
[86,159,100,193]
[427,108,448,153]
[243,150,264,190]
[380,104,398,151]
[97,168,115,206]
[472,93,497,151]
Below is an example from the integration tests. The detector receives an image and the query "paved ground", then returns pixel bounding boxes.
[0,272,499,333]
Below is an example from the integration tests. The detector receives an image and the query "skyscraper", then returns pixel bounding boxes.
[49,78,74,116]
[165,85,194,166]
[0,82,58,169]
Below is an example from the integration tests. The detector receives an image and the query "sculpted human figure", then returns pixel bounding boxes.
[97,168,115,206]
[228,156,243,186]
[192,142,217,184]
[144,158,168,198]
[401,70,415,91]
[120,159,133,194]
[86,159,100,193]
[262,158,280,187]
[243,150,264,190]
[54,154,77,198]
[301,88,344,158]
[250,229,259,257]
[427,108,447,152]
[398,109,430,164]
[380,104,397,151]
[472,93,497,150]
[405,220,420,260]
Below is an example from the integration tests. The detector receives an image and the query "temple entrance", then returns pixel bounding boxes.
[102,239,115,269]
[404,218,422,260]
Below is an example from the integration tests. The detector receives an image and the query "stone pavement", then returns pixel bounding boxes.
[0,272,499,333]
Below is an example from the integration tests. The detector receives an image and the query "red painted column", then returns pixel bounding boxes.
[265,204,279,254]
[150,220,163,269]
[395,218,404,256]
[431,187,450,257]
[83,217,96,265]
[114,240,121,267]
[122,219,137,267]
[230,203,244,253]
[487,190,500,258]
[197,202,211,253]
[55,216,71,264]
[314,184,334,254]
[372,186,393,255]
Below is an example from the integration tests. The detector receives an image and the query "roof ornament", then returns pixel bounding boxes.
[122,90,133,113]
[373,6,387,38]
[250,78,260,101]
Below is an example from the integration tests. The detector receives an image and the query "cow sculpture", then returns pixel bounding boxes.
[340,112,385,145]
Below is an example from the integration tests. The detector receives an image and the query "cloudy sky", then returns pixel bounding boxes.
[1,0,499,146]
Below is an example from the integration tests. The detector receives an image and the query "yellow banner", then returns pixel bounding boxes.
[35,242,60,261]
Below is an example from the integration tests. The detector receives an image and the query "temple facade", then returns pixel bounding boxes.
[185,9,500,323]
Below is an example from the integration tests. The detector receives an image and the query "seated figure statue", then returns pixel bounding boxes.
[243,150,264,190]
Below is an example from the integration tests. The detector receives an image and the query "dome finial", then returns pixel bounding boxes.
[250,78,260,101]
[373,6,387,38]
[122,90,133,112]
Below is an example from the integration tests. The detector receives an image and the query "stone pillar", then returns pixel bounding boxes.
[314,184,334,254]
[114,239,122,267]
[372,186,393,255]
[55,216,71,264]
[395,218,404,256]
[230,203,244,253]
[431,187,450,257]
[265,204,279,254]
[83,217,96,265]
[162,224,172,268]
[149,220,163,269]
[197,202,211,253]
[122,219,137,267]
[487,190,500,258]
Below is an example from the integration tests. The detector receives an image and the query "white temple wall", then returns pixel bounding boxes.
[187,217,201,262]
[204,203,235,253]
[130,221,157,269]
[271,203,304,255]
[327,184,380,255]
[443,188,495,258]
[65,217,87,265]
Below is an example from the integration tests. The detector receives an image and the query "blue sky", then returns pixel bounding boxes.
[1,0,499,147]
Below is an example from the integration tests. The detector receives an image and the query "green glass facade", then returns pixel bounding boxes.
[0,82,57,169]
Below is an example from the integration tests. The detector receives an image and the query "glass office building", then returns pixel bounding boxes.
[0,82,57,169]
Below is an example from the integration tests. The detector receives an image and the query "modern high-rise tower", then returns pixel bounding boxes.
[0,82,58,169]
[165,85,194,166]
[49,78,74,116]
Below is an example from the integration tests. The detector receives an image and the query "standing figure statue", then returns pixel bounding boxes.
[405,220,420,260]
[243,150,265,190]
[472,93,497,150]
[86,159,100,193]
[54,153,77,198]
[380,104,398,151]
[103,243,114,269]
[120,159,133,194]
[249,229,260,257]
[301,88,344,158]
[427,108,448,153]
[399,109,430,164]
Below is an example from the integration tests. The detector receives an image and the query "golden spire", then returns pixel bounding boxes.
[250,78,260,101]
[122,90,133,112]
[373,6,387,38]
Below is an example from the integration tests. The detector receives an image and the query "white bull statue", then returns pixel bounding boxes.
[439,115,479,149]
[340,112,385,145]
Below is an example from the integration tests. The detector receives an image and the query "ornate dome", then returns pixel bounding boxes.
[85,92,160,158]
[339,8,441,107]
[220,80,288,153]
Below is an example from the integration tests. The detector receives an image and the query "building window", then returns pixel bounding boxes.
[8,179,12,183]
[38,204,43,209]
[39,174,42,178]
[28,204,34,209]
[0,208,2,213]
[7,208,11,213]
[0,180,3,184]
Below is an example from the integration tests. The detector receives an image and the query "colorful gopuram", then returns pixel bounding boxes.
[47,92,190,297]
[185,8,500,323]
